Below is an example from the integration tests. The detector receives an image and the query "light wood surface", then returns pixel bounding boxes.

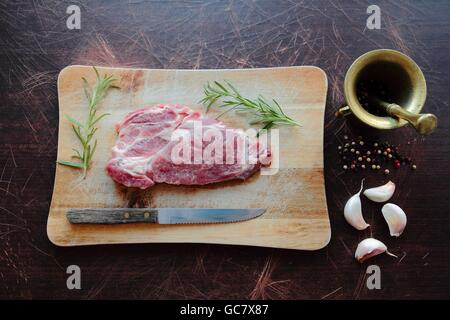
[48,65,330,250]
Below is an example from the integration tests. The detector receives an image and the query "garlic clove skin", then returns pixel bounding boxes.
[344,179,370,230]
[355,238,398,263]
[382,203,407,237]
[363,181,396,203]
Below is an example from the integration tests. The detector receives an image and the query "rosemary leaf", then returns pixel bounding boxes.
[82,77,92,101]
[57,160,85,169]
[200,81,300,129]
[71,148,82,159]
[58,67,118,178]
[91,113,111,127]
[66,115,83,128]
[72,125,85,145]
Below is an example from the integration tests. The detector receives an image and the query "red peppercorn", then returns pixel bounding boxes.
[394,160,401,169]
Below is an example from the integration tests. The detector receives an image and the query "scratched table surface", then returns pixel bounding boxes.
[0,0,449,299]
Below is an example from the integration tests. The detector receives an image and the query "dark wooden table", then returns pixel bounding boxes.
[1,0,449,299]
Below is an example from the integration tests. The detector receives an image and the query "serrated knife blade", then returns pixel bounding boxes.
[66,208,266,225]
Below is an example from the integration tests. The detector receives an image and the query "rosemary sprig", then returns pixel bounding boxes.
[57,67,118,178]
[200,81,300,130]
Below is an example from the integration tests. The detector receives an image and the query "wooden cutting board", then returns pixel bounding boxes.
[48,65,330,250]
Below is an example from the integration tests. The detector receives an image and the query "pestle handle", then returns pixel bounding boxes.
[380,102,437,135]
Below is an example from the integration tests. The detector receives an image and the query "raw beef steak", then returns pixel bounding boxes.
[106,104,271,189]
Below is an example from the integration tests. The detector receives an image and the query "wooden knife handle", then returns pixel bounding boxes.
[66,208,159,224]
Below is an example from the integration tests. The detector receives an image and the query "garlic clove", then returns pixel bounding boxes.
[363,181,396,203]
[382,203,407,237]
[355,238,398,263]
[344,179,370,230]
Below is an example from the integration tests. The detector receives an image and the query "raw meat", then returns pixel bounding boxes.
[106,104,271,189]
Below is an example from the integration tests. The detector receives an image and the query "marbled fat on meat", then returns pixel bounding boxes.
[106,104,271,189]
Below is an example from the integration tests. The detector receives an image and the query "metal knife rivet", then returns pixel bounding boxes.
[144,212,150,219]
[123,212,130,219]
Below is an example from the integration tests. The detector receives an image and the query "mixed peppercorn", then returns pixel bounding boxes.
[337,135,417,174]
[357,80,391,117]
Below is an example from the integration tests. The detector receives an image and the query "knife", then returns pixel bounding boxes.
[66,208,266,224]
